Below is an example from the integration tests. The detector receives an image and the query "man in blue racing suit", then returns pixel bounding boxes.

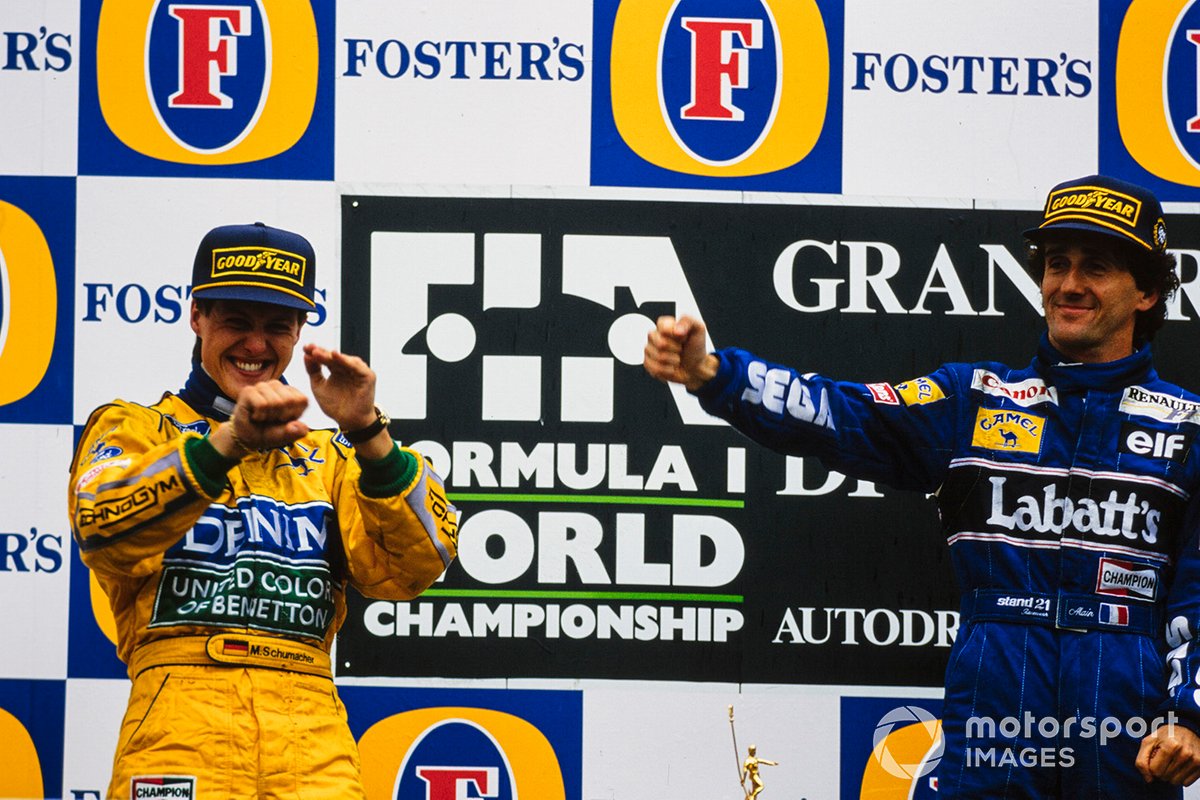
[644,175,1200,797]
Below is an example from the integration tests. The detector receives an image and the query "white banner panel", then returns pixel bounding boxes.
[0,424,72,679]
[335,0,592,186]
[73,177,342,429]
[843,0,1098,201]
[0,0,79,176]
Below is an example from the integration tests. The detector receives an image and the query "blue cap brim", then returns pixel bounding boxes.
[1023,220,1152,251]
[192,284,315,311]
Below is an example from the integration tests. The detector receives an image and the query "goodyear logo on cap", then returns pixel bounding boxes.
[211,247,306,288]
[1043,186,1141,229]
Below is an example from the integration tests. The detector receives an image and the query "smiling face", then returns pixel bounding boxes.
[190,299,303,398]
[1039,232,1157,363]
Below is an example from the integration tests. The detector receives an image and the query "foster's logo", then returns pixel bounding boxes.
[94,1,320,166]
[359,707,567,799]
[608,0,830,177]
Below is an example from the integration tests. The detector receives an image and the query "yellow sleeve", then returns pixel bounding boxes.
[69,401,221,578]
[329,440,459,600]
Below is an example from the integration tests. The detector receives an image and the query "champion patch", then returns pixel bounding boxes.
[1096,558,1158,601]
[131,775,196,799]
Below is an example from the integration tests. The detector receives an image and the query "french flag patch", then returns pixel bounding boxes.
[1100,603,1130,626]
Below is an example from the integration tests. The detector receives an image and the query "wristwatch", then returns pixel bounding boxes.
[342,406,389,444]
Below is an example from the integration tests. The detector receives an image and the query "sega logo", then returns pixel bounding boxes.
[81,283,327,326]
[1107,0,1200,196]
[596,0,841,189]
[83,0,332,176]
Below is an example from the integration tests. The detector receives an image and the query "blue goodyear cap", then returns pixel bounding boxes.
[1024,174,1168,253]
[191,222,316,310]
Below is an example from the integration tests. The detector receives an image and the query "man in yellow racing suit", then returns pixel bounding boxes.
[69,222,458,799]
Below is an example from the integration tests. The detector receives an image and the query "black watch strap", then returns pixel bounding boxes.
[342,406,389,444]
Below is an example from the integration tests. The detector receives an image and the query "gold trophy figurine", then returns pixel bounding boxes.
[728,706,779,799]
[742,744,778,800]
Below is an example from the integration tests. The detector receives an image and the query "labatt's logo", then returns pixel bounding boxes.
[0,200,57,407]
[358,707,566,800]
[987,476,1161,546]
[1116,0,1200,186]
[96,1,317,164]
[609,0,828,176]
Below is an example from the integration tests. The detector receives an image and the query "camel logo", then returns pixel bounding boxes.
[1112,0,1200,190]
[597,0,839,188]
[971,409,1044,455]
[86,0,330,173]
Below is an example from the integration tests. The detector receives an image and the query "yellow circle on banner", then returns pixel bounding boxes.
[0,708,44,799]
[610,0,828,177]
[96,0,318,165]
[359,707,566,800]
[1115,0,1200,186]
[0,201,56,407]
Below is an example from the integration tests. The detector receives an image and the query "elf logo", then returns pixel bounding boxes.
[609,0,829,176]
[357,707,566,800]
[95,0,318,164]
[1114,0,1200,186]
[1120,423,1192,464]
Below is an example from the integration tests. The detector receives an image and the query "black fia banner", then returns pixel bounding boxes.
[335,195,1200,686]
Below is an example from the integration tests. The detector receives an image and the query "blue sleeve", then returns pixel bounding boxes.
[692,347,962,492]
[1160,501,1200,731]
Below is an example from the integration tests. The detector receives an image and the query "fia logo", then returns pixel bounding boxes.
[86,0,330,174]
[1111,0,1200,192]
[599,0,839,187]
[366,228,720,426]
